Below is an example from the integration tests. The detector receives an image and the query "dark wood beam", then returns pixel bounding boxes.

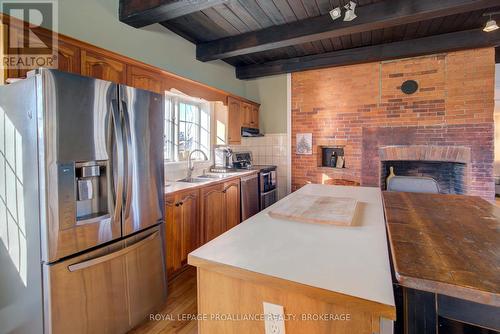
[119,0,229,28]
[197,0,499,61]
[236,29,500,79]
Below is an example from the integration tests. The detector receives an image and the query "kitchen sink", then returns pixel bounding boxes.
[197,174,227,179]
[177,177,209,183]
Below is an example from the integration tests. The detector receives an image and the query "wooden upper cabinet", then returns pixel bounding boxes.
[0,22,7,84]
[224,179,241,231]
[250,104,259,128]
[127,65,163,94]
[4,26,80,78]
[81,49,127,84]
[35,30,81,74]
[227,96,242,145]
[51,38,81,74]
[241,102,252,128]
[165,189,200,280]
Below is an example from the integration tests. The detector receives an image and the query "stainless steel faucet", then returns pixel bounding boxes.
[187,149,208,179]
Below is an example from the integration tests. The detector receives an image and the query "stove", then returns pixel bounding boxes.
[233,152,277,210]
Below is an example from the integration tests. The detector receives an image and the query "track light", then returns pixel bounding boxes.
[483,12,500,32]
[329,7,342,21]
[344,1,357,22]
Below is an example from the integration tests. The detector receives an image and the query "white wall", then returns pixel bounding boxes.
[245,75,288,134]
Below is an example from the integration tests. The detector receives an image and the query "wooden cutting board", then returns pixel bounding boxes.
[268,194,358,226]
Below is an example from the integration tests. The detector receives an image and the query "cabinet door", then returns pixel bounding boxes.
[127,65,163,94]
[241,102,252,128]
[179,190,200,265]
[81,49,127,83]
[250,104,259,128]
[1,22,7,84]
[227,96,242,145]
[201,183,226,243]
[165,195,181,278]
[35,30,81,74]
[224,179,241,230]
[165,189,201,279]
[4,25,30,79]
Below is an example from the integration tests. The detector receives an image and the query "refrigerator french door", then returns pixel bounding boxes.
[0,69,166,334]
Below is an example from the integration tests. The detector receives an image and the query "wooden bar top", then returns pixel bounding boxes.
[382,192,500,307]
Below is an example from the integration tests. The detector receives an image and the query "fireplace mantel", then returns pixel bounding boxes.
[378,145,471,164]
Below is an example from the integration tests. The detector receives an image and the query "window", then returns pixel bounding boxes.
[165,93,211,162]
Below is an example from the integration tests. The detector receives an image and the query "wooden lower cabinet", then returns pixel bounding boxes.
[224,179,241,231]
[165,178,241,280]
[201,179,241,243]
[165,189,201,279]
[201,183,226,243]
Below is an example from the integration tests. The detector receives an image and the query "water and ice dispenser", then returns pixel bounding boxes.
[74,161,109,223]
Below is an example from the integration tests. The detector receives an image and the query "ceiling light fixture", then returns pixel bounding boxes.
[344,1,357,22]
[483,12,500,32]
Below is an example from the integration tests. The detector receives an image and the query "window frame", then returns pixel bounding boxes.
[164,93,211,163]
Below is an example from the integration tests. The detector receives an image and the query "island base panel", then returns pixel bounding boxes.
[196,268,390,334]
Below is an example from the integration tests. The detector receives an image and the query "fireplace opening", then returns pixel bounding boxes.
[380,160,466,194]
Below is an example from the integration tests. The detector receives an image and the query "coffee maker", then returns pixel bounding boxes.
[213,146,233,171]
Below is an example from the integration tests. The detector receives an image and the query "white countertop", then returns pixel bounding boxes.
[190,184,395,307]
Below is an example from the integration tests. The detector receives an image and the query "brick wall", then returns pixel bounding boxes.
[291,48,495,200]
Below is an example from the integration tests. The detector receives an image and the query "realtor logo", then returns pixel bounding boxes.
[1,0,58,70]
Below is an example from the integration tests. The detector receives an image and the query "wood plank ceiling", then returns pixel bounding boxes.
[120,0,500,79]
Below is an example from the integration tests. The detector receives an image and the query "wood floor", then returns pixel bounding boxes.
[129,267,198,334]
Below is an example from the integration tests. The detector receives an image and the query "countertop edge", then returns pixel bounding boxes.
[188,254,397,320]
[393,272,500,307]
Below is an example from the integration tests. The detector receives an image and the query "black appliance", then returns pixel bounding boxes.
[241,127,264,137]
[233,151,277,210]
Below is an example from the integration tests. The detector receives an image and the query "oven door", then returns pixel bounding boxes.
[260,188,277,210]
[260,170,277,193]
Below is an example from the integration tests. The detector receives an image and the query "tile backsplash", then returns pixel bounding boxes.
[231,133,290,200]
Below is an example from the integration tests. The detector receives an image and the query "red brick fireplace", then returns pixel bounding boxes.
[292,48,495,200]
[378,145,470,195]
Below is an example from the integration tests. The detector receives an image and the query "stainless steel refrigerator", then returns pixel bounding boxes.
[0,69,166,334]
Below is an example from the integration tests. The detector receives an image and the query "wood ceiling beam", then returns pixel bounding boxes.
[235,29,500,79]
[197,0,499,61]
[119,0,229,28]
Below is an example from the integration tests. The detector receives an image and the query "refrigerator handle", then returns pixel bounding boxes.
[121,100,133,220]
[107,99,124,223]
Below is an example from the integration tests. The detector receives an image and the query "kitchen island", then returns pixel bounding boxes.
[188,184,396,334]
[383,191,500,333]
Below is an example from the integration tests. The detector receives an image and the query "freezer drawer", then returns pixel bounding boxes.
[43,226,166,334]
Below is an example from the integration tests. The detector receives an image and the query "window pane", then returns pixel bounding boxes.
[166,97,211,162]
